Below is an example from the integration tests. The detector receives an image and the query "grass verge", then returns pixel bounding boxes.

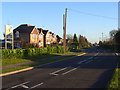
[108,56,120,89]
[2,52,74,66]
[2,52,83,74]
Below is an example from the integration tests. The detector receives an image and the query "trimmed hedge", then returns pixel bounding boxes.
[2,46,70,59]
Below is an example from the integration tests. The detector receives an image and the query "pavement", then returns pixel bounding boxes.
[2,46,118,89]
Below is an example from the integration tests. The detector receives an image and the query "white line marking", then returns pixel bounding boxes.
[77,60,87,64]
[62,67,78,75]
[21,85,29,88]
[50,73,59,76]
[115,53,118,56]
[11,81,30,88]
[88,57,93,59]
[30,83,43,89]
[50,68,67,75]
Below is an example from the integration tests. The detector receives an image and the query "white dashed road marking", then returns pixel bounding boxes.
[11,81,30,88]
[88,57,93,59]
[77,60,87,64]
[50,67,67,75]
[30,83,43,89]
[21,85,29,88]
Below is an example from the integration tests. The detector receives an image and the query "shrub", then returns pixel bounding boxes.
[2,46,70,59]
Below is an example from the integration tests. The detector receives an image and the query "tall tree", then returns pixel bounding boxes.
[73,33,78,43]
[115,30,120,52]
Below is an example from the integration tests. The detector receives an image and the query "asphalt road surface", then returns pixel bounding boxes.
[2,46,118,89]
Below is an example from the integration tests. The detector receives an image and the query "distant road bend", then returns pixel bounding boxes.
[2,47,118,89]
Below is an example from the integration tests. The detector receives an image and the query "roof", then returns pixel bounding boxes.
[13,24,35,33]
[43,30,49,36]
[37,28,43,33]
[56,35,62,39]
[49,32,52,34]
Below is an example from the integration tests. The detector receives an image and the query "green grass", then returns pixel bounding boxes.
[108,56,120,89]
[2,52,83,74]
[2,52,76,66]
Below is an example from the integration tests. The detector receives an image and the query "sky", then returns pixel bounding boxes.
[1,2,118,43]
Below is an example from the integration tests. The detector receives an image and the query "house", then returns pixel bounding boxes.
[37,28,44,47]
[56,35,63,44]
[42,30,51,47]
[13,24,44,47]
[13,24,34,47]
[52,33,57,43]
[13,24,62,48]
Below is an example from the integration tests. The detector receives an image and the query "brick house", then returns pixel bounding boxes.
[52,33,57,43]
[42,30,51,47]
[37,28,44,47]
[13,24,44,47]
[13,24,35,47]
[56,35,63,44]
[13,24,62,48]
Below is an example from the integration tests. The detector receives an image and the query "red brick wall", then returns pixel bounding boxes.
[30,27,39,46]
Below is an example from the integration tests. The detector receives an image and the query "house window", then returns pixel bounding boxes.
[46,35,49,39]
[15,32,19,38]
[33,34,36,38]
[39,35,42,39]
[47,41,50,44]
[50,35,52,39]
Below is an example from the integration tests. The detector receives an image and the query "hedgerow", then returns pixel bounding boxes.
[2,46,70,59]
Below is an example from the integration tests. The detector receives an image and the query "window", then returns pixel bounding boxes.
[39,35,42,39]
[47,35,49,39]
[15,32,19,38]
[47,41,50,44]
[33,34,36,38]
[50,35,52,39]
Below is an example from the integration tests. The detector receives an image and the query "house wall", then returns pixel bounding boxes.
[30,28,39,46]
[14,32,30,47]
[38,33,44,47]
[46,32,51,45]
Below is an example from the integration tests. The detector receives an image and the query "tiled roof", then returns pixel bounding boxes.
[43,30,49,35]
[56,35,62,39]
[13,24,35,33]
[37,28,43,33]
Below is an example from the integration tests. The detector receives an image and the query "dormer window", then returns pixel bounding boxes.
[15,31,19,38]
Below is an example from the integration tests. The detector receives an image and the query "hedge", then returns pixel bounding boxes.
[2,46,70,59]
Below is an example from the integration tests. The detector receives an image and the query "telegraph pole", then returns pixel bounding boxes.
[5,25,7,49]
[63,8,67,54]
[102,32,103,42]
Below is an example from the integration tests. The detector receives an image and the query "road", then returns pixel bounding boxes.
[2,47,118,89]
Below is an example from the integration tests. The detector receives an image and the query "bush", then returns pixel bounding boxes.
[2,46,70,59]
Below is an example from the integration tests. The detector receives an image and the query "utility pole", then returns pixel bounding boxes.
[102,32,103,42]
[63,8,67,54]
[5,25,7,49]
[12,30,14,49]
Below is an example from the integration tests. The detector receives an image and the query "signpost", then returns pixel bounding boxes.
[5,25,14,49]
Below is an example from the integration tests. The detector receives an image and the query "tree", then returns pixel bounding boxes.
[115,30,120,52]
[79,35,89,47]
[99,41,102,46]
[73,33,78,43]
[66,34,73,44]
[110,30,118,39]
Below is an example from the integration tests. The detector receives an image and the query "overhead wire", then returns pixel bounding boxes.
[67,8,118,20]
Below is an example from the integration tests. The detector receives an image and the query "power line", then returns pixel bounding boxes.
[68,8,118,20]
